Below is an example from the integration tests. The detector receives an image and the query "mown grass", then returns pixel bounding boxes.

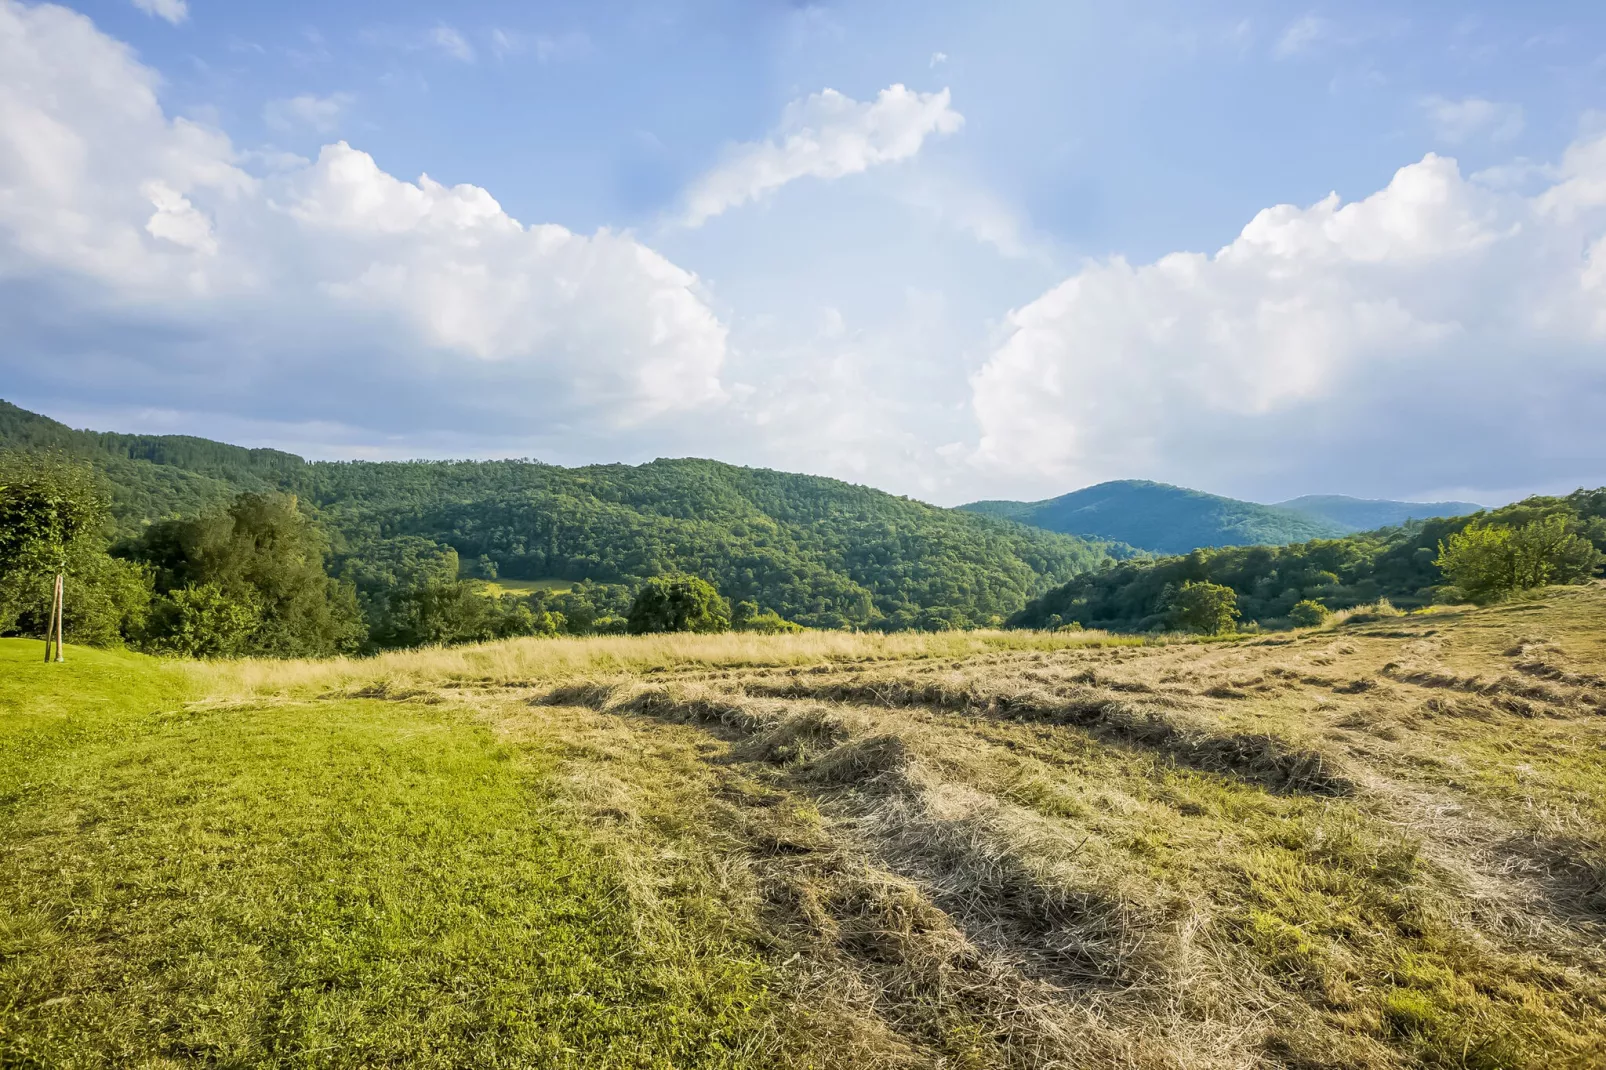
[0,641,802,1068]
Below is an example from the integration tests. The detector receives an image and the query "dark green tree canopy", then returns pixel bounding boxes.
[129,493,364,657]
[1167,580,1241,634]
[627,576,731,635]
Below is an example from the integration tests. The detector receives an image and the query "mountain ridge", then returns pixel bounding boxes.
[962,479,1485,554]
[0,399,1128,631]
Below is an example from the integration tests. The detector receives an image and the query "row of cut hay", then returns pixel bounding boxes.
[738,672,1356,797]
[549,679,1276,1068]
[1383,663,1598,711]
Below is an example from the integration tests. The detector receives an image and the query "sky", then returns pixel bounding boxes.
[2,0,1604,507]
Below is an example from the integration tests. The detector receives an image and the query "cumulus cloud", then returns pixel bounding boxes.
[131,0,185,25]
[680,84,963,227]
[969,143,1606,497]
[0,0,725,436]
[263,92,351,134]
[1421,95,1525,144]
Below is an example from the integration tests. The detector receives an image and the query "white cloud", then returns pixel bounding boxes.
[0,0,725,432]
[1274,15,1331,57]
[968,144,1606,495]
[929,51,948,67]
[1420,95,1525,144]
[429,24,474,62]
[262,92,351,134]
[680,84,964,227]
[131,0,185,25]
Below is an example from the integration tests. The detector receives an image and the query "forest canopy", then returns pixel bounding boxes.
[1009,489,1606,632]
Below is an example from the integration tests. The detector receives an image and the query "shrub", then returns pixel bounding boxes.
[1289,600,1331,627]
[145,584,262,658]
[732,601,802,634]
[627,576,730,635]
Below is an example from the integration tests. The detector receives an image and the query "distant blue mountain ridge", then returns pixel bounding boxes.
[959,480,1483,556]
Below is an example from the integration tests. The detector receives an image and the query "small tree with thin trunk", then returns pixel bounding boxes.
[0,452,110,661]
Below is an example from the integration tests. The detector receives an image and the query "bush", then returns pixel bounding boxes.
[732,601,802,634]
[1289,600,1331,627]
[145,584,263,658]
[627,576,731,635]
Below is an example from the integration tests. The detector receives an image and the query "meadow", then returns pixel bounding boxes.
[3,589,1605,1068]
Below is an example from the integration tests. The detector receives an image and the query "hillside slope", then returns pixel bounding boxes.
[0,400,1127,630]
[1010,487,1606,631]
[961,479,1346,554]
[7,590,1605,1066]
[1278,493,1483,531]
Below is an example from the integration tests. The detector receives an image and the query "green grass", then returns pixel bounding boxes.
[466,577,575,597]
[0,640,789,1068]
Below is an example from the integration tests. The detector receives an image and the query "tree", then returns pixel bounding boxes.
[627,576,730,634]
[0,452,141,657]
[373,582,560,648]
[129,493,365,657]
[1289,599,1331,627]
[1436,518,1602,602]
[1168,580,1241,634]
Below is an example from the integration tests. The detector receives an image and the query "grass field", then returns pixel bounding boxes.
[3,589,1605,1067]
[463,576,576,597]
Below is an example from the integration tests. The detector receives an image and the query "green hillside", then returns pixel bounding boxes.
[961,479,1346,554]
[0,400,1127,632]
[1277,493,1483,532]
[1009,488,1606,632]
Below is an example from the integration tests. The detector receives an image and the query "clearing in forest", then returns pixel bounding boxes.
[3,589,1605,1068]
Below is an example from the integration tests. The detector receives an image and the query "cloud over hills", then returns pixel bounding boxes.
[969,143,1606,496]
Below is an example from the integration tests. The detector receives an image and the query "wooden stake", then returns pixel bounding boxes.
[43,574,58,662]
[55,574,65,662]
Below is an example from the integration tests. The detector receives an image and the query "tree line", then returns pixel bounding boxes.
[0,454,866,658]
[1010,489,1606,633]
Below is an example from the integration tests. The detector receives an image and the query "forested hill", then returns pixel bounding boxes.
[961,480,1347,554]
[1275,494,1483,532]
[0,400,1129,630]
[1009,489,1606,632]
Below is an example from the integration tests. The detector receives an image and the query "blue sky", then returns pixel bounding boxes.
[3,0,1604,505]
